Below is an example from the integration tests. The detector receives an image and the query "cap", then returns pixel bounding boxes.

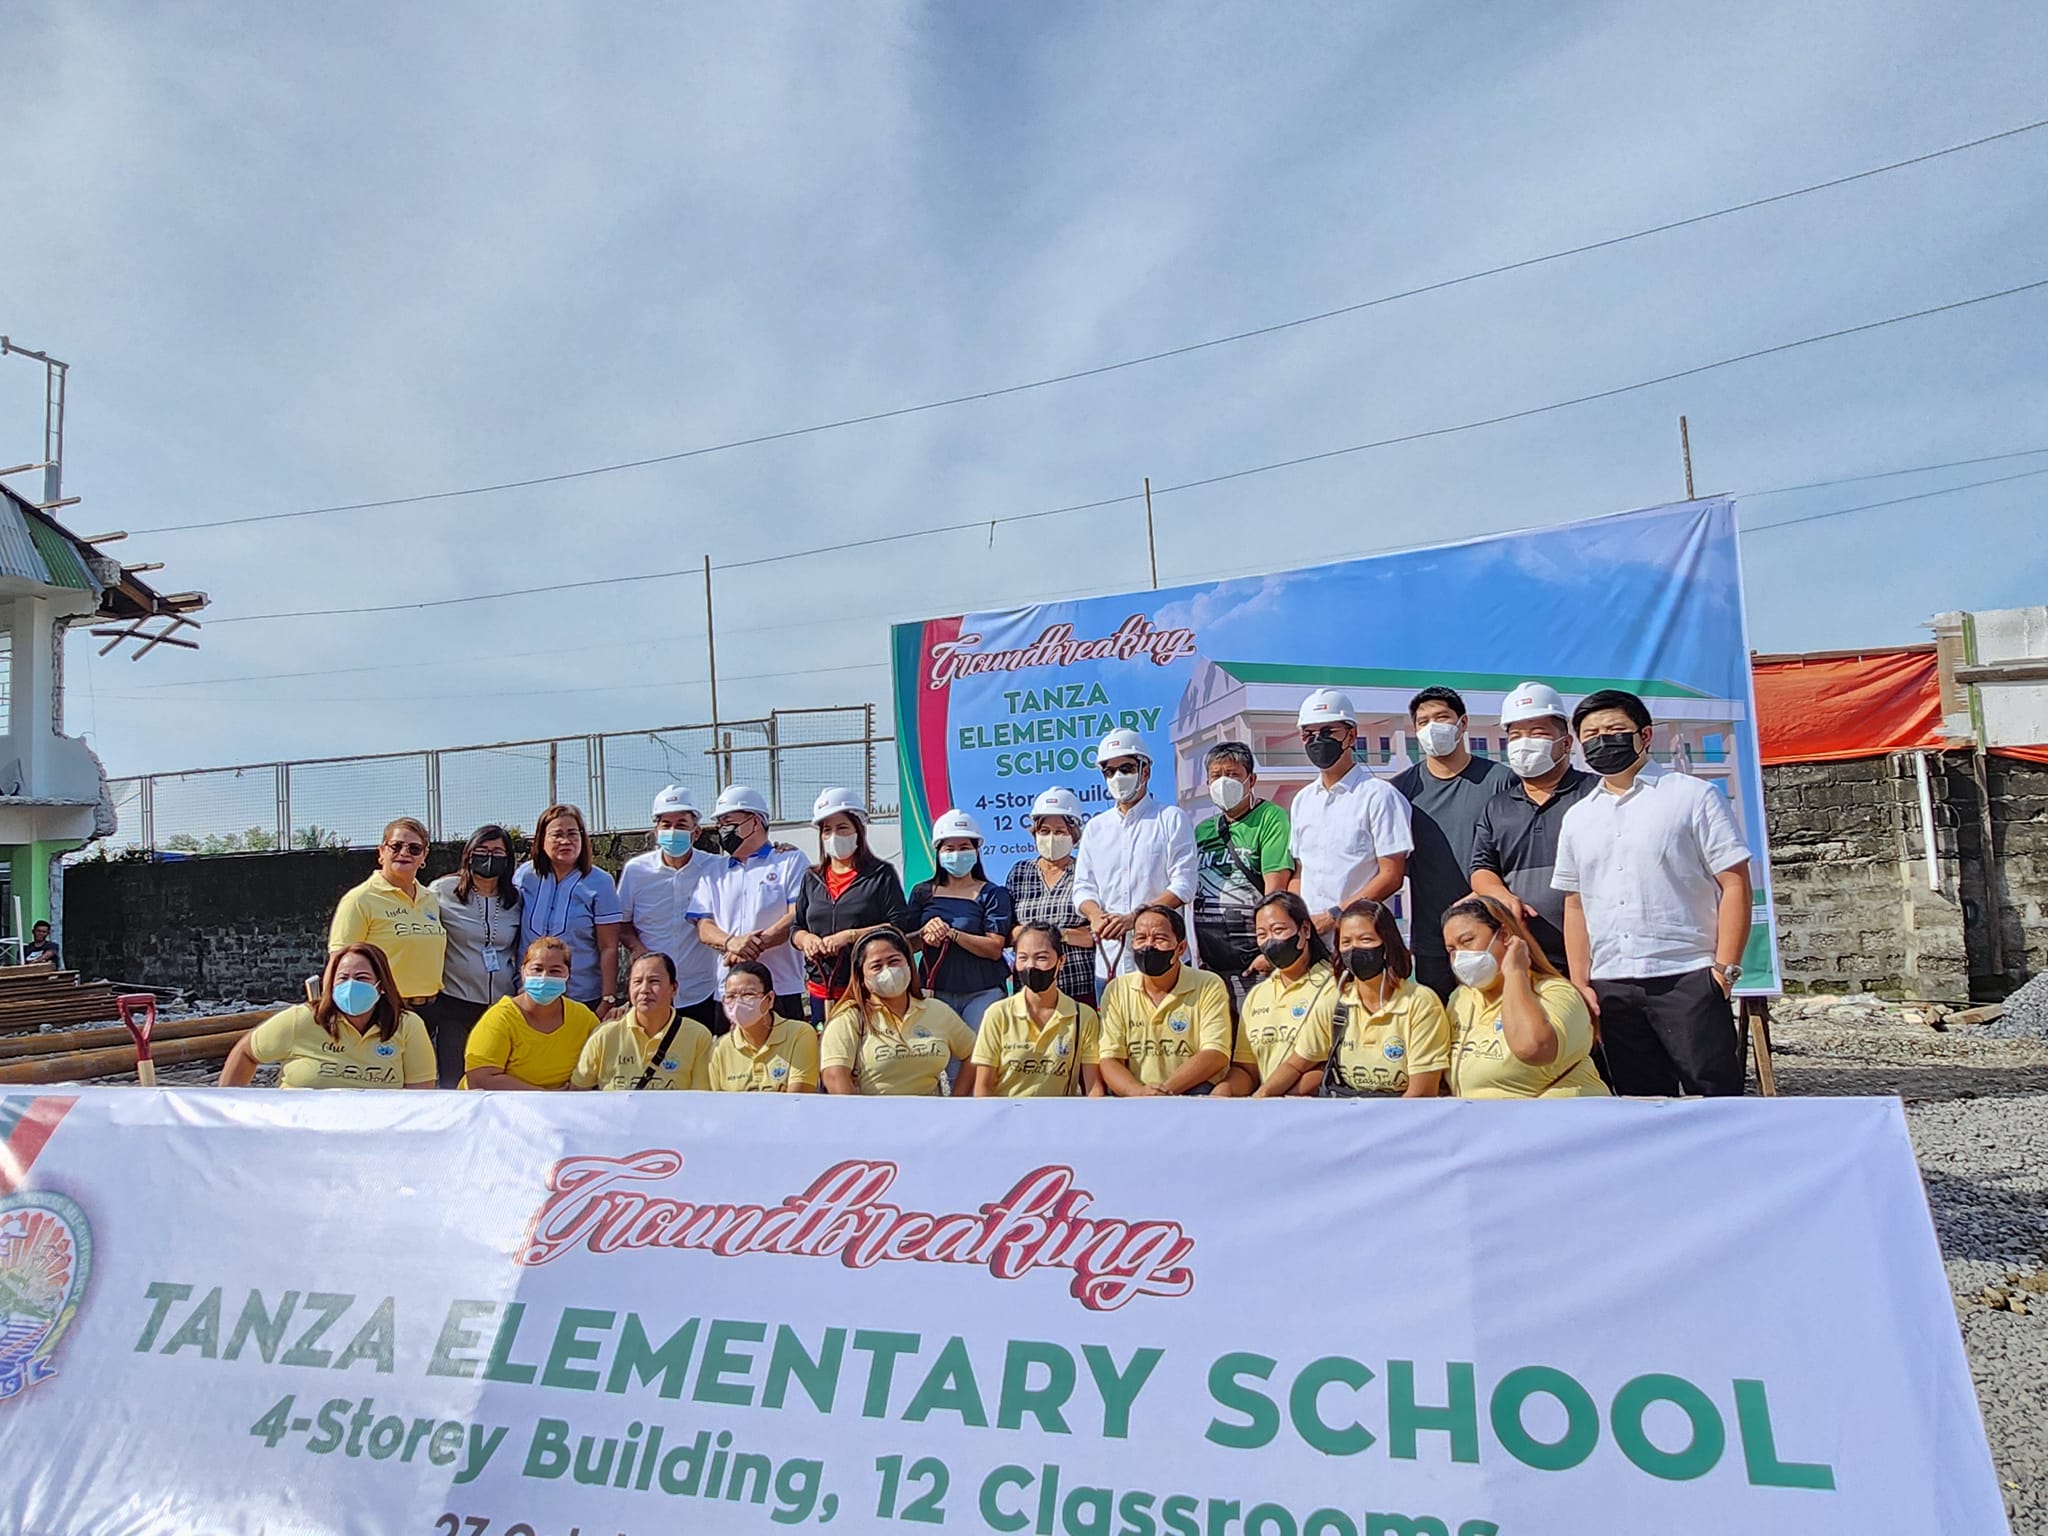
[1096,727,1150,765]
[931,808,984,844]
[650,785,698,820]
[1499,681,1569,726]
[712,784,770,820]
[811,786,868,825]
[1297,688,1357,728]
[1029,786,1085,823]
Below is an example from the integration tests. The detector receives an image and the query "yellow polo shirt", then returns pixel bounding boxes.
[245,1003,434,1089]
[708,1016,820,1092]
[572,1011,714,1091]
[1233,963,1339,1079]
[1293,976,1451,1096]
[820,997,975,1097]
[328,871,448,999]
[1099,966,1233,1089]
[463,996,600,1090]
[972,992,1100,1098]
[1447,975,1611,1099]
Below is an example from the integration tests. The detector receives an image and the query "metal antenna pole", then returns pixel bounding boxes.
[1143,477,1159,589]
[1679,415,1696,501]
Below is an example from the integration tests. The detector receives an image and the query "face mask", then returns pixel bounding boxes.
[469,853,508,880]
[523,975,568,1005]
[1304,734,1349,771]
[1583,730,1644,776]
[724,993,768,1028]
[655,829,694,858]
[1034,831,1074,862]
[1506,737,1558,778]
[717,824,746,855]
[1016,963,1058,994]
[330,977,380,1015]
[1133,945,1177,977]
[1259,933,1303,970]
[1343,946,1388,982]
[1449,947,1500,989]
[1417,721,1463,758]
[1106,770,1144,805]
[822,831,858,861]
[868,964,912,999]
[1208,776,1248,813]
[938,848,978,877]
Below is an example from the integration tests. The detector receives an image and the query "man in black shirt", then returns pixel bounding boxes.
[1391,686,1510,999]
[1468,682,1597,973]
[23,920,59,967]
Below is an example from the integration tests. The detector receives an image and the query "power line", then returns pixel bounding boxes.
[1736,444,2048,497]
[1739,463,2048,532]
[200,275,2048,627]
[129,116,2048,537]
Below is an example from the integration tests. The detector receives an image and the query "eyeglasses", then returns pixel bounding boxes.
[1099,760,1141,777]
[384,840,426,856]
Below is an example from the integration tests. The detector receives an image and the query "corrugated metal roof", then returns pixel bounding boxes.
[0,486,100,594]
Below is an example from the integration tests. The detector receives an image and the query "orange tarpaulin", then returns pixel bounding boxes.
[1753,650,1946,766]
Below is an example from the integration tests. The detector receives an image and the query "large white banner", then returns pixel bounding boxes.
[0,1091,2005,1535]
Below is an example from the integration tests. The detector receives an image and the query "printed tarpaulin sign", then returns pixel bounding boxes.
[0,1089,2008,1534]
[891,497,1784,989]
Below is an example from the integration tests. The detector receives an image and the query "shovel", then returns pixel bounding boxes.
[117,993,159,1086]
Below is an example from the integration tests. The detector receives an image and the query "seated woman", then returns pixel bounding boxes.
[462,937,603,1090]
[572,950,715,1091]
[820,927,976,1097]
[1440,895,1610,1099]
[219,943,434,1090]
[1235,892,1336,1097]
[707,962,820,1092]
[1258,898,1450,1098]
[1096,905,1237,1097]
[972,922,1103,1097]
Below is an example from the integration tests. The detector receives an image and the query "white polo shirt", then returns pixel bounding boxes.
[1070,792,1198,981]
[1551,763,1750,979]
[686,844,811,996]
[1288,764,1416,916]
[618,848,721,1006]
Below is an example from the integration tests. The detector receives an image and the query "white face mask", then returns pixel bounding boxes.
[1449,947,1501,989]
[1106,770,1144,805]
[1035,830,1074,862]
[868,964,912,999]
[1417,721,1463,759]
[1506,737,1559,778]
[1208,775,1248,813]
[821,831,858,861]
[724,993,768,1027]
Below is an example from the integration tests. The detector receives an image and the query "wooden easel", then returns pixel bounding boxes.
[1739,997,1778,1097]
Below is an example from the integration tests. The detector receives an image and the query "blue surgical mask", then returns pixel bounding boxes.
[330,977,380,1015]
[656,829,694,857]
[523,975,568,1005]
[938,848,978,877]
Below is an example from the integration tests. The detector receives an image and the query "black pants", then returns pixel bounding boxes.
[420,995,490,1090]
[1593,968,1742,1097]
[1411,950,1456,1004]
[679,995,726,1036]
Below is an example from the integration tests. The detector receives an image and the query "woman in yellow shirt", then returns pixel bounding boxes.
[972,923,1103,1097]
[572,951,714,1091]
[820,928,976,1097]
[327,816,447,1007]
[463,937,602,1090]
[219,943,435,1090]
[707,961,821,1092]
[1440,895,1610,1099]
[1236,893,1336,1097]
[1261,899,1450,1098]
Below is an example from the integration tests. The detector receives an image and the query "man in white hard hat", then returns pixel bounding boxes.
[618,786,723,1028]
[1072,728,1197,985]
[1468,682,1596,973]
[1390,686,1511,999]
[687,784,811,1019]
[1288,688,1414,939]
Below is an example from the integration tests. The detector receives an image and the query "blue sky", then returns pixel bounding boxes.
[1,1,2043,778]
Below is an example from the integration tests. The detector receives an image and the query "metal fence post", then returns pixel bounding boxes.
[141,776,155,853]
[277,764,292,852]
[427,750,443,842]
[767,713,783,823]
[587,735,605,832]
[547,741,559,806]
[863,703,876,811]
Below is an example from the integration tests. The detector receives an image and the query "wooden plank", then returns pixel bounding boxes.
[0,1029,253,1085]
[0,1010,276,1062]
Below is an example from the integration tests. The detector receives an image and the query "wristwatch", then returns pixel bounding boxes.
[1713,964,1742,987]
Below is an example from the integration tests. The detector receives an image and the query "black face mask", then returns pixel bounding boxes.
[1016,963,1059,995]
[717,825,746,855]
[1304,734,1349,771]
[1133,946,1177,977]
[1343,946,1388,982]
[469,853,508,880]
[1583,730,1644,776]
[1259,934,1303,970]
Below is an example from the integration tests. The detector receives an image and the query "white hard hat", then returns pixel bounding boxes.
[931,808,983,844]
[1297,688,1357,729]
[811,786,868,825]
[1096,727,1150,764]
[1029,786,1084,823]
[650,784,699,820]
[713,784,770,820]
[1499,681,1569,726]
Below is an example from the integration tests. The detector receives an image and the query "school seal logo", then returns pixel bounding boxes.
[0,1190,93,1405]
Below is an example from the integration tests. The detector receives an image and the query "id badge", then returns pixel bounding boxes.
[482,947,505,973]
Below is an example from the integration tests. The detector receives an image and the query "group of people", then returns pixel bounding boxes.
[217,681,1754,1102]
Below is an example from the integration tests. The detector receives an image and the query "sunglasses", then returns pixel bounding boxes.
[1099,760,1141,777]
[385,840,427,856]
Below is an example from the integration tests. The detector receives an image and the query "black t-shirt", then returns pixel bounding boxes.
[1392,756,1512,956]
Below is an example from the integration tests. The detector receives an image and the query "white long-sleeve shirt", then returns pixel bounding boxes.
[1071,793,1198,981]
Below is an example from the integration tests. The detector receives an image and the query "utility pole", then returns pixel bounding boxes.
[1142,477,1159,589]
[1679,415,1696,501]
[703,555,721,730]
[0,337,68,508]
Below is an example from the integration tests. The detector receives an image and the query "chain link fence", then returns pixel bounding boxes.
[101,707,894,855]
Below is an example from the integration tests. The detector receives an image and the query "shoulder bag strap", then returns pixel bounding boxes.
[632,1012,689,1091]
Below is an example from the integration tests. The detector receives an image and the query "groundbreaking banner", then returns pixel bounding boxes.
[891,497,1783,988]
[0,1090,2007,1534]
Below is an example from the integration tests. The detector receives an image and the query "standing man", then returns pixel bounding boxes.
[1192,742,1293,1013]
[688,784,811,1021]
[1468,682,1597,973]
[618,785,722,1030]
[1288,689,1413,941]
[1392,686,1511,999]
[1553,689,1753,1097]
[1072,727,1197,986]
